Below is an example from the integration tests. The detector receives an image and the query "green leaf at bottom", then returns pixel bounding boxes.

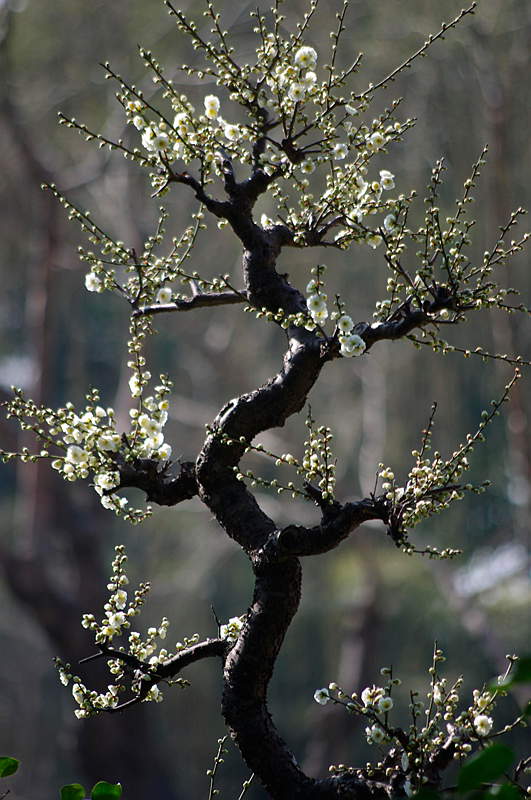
[60,784,86,800]
[0,758,20,778]
[91,781,122,799]
[458,744,514,793]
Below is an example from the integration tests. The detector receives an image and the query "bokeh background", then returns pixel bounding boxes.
[0,0,529,798]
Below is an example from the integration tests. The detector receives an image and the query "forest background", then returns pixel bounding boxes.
[0,0,529,798]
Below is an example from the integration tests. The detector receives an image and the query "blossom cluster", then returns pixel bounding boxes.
[377,371,520,551]
[58,7,411,250]
[219,616,245,643]
[42,186,205,318]
[56,546,191,718]
[370,152,530,365]
[228,406,338,503]
[304,264,367,358]
[56,0,529,366]
[1,376,173,523]
[314,650,527,795]
[300,410,337,500]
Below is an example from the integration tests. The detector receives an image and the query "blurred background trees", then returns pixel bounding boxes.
[0,1,529,797]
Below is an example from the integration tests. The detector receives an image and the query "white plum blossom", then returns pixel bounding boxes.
[204,94,220,119]
[85,272,102,292]
[126,100,142,113]
[314,688,331,705]
[223,122,242,142]
[97,432,121,452]
[288,83,306,102]
[366,233,383,249]
[100,494,128,512]
[58,667,71,686]
[138,414,161,436]
[380,169,395,189]
[260,214,275,228]
[129,374,142,398]
[132,115,146,130]
[366,724,385,744]
[66,445,89,465]
[146,684,163,703]
[156,286,173,304]
[303,70,317,88]
[474,715,493,736]
[339,333,366,358]
[337,314,354,333]
[307,300,329,324]
[377,695,394,713]
[361,685,385,707]
[367,131,386,150]
[307,294,328,317]
[475,692,493,711]
[300,160,315,174]
[384,214,397,232]
[72,683,85,705]
[312,308,328,322]
[114,589,128,609]
[103,611,127,638]
[145,432,164,452]
[433,683,444,704]
[173,111,190,131]
[294,45,317,68]
[142,126,170,152]
[157,442,172,460]
[94,471,120,492]
[220,616,244,643]
[345,104,359,115]
[333,143,348,160]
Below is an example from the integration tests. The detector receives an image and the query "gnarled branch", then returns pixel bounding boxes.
[115,457,197,506]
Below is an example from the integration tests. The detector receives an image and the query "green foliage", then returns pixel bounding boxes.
[59,781,122,800]
[90,781,123,799]
[0,757,19,778]
[457,744,514,793]
[60,785,86,800]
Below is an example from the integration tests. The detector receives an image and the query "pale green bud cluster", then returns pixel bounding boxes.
[377,371,520,549]
[56,546,192,718]
[225,407,337,503]
[319,649,527,794]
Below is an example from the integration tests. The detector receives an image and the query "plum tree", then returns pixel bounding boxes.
[2,1,529,798]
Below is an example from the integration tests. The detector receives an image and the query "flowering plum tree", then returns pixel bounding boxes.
[2,1,530,798]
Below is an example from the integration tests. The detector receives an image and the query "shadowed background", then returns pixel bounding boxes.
[0,1,529,797]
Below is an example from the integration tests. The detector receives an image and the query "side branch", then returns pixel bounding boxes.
[98,638,227,713]
[114,457,197,506]
[265,497,389,560]
[164,165,231,218]
[133,290,247,317]
[357,2,477,99]
[354,289,465,353]
[156,638,227,680]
